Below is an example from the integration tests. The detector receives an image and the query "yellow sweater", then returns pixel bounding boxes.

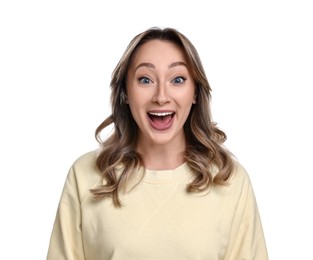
[47,151,268,260]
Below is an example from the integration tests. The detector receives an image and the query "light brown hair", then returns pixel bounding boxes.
[91,27,234,206]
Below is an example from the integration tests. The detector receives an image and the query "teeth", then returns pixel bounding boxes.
[149,112,173,116]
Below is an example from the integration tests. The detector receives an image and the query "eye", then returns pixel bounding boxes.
[138,76,153,84]
[172,76,186,85]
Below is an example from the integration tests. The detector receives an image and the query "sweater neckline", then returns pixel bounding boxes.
[140,162,192,184]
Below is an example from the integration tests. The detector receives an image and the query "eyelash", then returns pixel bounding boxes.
[138,77,153,84]
[172,76,186,85]
[137,76,186,85]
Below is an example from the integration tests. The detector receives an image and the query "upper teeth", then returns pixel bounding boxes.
[149,112,173,116]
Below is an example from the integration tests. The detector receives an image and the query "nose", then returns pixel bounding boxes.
[152,83,170,105]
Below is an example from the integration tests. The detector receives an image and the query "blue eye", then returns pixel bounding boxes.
[172,76,186,84]
[138,77,152,84]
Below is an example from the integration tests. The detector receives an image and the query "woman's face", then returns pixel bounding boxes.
[126,40,196,147]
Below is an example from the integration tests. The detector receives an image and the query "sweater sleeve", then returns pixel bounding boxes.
[47,167,86,260]
[223,171,269,260]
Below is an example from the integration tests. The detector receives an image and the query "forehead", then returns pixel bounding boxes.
[130,40,187,66]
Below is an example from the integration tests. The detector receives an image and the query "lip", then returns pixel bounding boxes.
[147,110,175,131]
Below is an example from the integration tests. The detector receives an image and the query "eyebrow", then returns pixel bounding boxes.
[168,61,188,69]
[135,62,155,71]
[135,61,188,71]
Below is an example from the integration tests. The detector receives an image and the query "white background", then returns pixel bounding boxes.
[1,0,312,259]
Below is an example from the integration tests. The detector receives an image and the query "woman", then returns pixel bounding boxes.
[47,27,268,259]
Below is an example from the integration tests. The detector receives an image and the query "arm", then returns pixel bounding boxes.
[47,167,85,260]
[224,172,268,260]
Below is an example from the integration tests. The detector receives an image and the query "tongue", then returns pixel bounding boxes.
[151,115,172,125]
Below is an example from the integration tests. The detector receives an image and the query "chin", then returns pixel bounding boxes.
[148,132,178,145]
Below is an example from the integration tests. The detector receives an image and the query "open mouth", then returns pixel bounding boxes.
[147,112,175,130]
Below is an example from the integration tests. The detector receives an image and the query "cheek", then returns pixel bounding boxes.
[180,93,196,116]
[177,88,196,106]
[127,94,147,121]
[127,87,152,108]
[127,94,143,109]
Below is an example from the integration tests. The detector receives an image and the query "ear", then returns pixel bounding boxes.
[192,94,197,104]
[120,91,128,105]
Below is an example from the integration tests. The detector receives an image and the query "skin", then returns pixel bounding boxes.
[126,40,196,170]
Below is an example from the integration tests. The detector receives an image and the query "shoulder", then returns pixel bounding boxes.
[71,150,99,171]
[231,160,251,183]
[213,158,251,186]
[212,160,256,211]
[223,159,252,195]
[67,150,102,196]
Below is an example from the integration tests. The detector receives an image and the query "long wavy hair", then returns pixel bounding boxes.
[91,27,234,206]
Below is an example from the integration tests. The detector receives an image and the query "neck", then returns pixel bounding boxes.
[136,139,186,171]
